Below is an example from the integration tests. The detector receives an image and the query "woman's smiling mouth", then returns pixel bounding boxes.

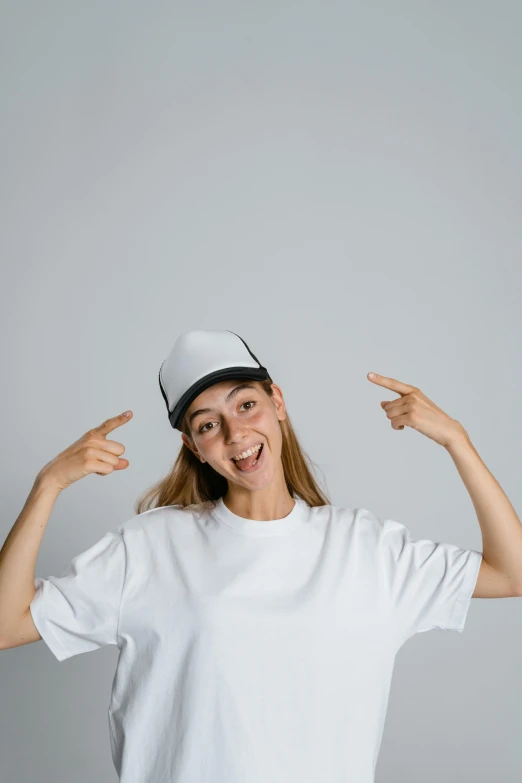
[230,443,264,472]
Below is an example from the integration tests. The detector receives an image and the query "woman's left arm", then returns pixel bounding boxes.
[368,371,522,597]
[444,430,522,596]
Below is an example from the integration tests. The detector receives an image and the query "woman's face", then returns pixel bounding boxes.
[181,380,287,489]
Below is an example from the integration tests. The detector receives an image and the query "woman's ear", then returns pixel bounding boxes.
[269,383,288,422]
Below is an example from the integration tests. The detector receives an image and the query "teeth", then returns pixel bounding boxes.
[232,443,262,461]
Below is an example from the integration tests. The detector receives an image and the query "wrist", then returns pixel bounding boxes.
[444,422,472,453]
[34,471,63,496]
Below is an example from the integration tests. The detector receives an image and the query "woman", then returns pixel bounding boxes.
[0,329,517,783]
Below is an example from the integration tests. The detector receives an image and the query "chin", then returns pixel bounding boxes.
[229,461,273,488]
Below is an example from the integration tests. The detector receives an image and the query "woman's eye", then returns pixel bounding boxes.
[199,401,256,433]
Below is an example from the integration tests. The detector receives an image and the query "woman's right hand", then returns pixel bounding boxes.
[36,411,134,492]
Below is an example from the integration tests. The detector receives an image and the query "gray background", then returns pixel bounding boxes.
[1,1,521,781]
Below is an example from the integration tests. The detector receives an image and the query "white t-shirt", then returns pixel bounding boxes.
[30,496,482,783]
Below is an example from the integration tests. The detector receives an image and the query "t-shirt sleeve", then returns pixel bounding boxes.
[378,516,483,643]
[29,527,126,662]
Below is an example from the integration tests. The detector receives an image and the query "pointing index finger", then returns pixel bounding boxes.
[94,411,133,438]
[367,373,414,396]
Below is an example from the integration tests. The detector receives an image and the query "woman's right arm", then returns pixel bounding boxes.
[0,410,132,651]
[0,475,61,648]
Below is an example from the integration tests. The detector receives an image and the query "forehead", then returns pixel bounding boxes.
[186,380,259,417]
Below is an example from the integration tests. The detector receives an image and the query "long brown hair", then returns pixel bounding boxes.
[134,377,330,515]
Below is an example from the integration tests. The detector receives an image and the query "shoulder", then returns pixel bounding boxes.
[116,501,217,536]
[306,502,354,522]
[307,503,377,525]
[348,506,406,543]
[306,503,382,537]
[311,505,398,551]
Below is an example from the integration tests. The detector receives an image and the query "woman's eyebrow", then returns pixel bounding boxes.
[188,383,257,426]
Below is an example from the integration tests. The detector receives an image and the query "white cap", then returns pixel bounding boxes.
[159,330,270,430]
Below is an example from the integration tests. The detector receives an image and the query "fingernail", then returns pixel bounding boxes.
[368,373,375,379]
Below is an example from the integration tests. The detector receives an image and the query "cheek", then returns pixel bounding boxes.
[253,411,276,435]
[258,411,281,441]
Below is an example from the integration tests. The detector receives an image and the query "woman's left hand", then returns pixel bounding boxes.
[367,372,467,449]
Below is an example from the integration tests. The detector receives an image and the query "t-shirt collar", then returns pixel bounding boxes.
[212,495,306,537]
